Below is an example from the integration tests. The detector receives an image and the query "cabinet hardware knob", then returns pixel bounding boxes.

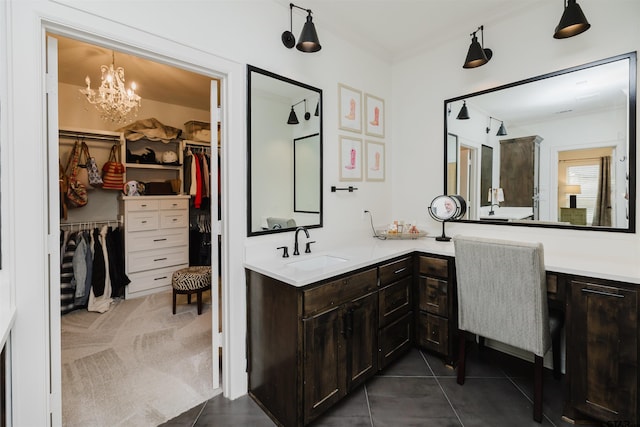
[154,276,167,281]
[141,220,147,224]
[154,257,167,262]
[394,267,407,274]
[153,238,167,242]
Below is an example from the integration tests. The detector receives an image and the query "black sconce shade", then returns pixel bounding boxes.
[314,100,320,116]
[282,3,321,53]
[457,101,470,120]
[463,26,492,69]
[554,0,591,39]
[287,107,299,124]
[496,122,508,136]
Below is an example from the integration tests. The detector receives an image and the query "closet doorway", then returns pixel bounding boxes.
[47,32,224,426]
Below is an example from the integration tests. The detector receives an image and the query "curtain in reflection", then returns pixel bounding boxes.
[592,156,612,226]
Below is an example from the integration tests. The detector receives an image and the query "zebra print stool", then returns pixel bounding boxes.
[171,266,212,315]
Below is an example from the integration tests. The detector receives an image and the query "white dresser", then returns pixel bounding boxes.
[120,195,191,298]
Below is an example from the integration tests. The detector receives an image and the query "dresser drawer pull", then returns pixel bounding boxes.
[394,267,407,274]
[154,257,168,262]
[153,238,167,242]
[172,218,178,222]
[154,276,168,281]
[581,288,624,298]
[141,204,147,207]
[141,220,147,224]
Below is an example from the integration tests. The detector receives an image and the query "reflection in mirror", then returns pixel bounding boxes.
[447,133,458,195]
[248,65,323,236]
[294,133,321,213]
[445,52,636,232]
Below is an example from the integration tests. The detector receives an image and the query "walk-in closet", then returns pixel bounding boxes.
[53,33,223,426]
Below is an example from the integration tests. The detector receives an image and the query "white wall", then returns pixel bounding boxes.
[391,0,640,257]
[2,1,392,426]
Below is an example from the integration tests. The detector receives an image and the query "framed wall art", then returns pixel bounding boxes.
[338,83,362,133]
[365,93,385,138]
[365,140,385,182]
[339,135,362,181]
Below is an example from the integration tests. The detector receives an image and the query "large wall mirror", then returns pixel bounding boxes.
[247,65,323,236]
[445,52,636,233]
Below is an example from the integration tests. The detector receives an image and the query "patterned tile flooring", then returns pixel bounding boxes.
[162,344,584,427]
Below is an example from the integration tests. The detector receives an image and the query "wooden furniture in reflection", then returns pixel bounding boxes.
[560,207,587,225]
[499,135,542,218]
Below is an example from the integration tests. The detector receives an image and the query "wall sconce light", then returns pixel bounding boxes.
[554,0,591,39]
[486,116,508,136]
[463,25,492,69]
[488,187,505,215]
[456,101,470,120]
[287,99,307,125]
[564,184,582,208]
[282,3,322,53]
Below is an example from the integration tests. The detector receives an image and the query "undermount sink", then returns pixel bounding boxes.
[286,255,348,271]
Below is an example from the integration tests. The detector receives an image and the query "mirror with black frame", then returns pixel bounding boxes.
[247,65,323,236]
[445,52,636,232]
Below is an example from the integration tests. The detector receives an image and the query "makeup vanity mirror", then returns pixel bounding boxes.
[445,52,636,232]
[247,65,323,236]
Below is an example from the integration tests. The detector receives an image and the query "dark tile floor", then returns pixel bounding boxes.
[161,344,583,427]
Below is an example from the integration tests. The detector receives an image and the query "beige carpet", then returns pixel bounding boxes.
[61,290,218,426]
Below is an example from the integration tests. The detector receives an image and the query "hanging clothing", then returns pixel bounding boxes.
[88,226,113,313]
[60,231,77,315]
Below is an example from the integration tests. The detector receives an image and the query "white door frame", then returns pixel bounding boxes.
[43,23,233,425]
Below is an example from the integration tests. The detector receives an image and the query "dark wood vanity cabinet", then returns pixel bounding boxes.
[377,256,414,369]
[415,254,457,364]
[247,267,379,427]
[566,277,638,425]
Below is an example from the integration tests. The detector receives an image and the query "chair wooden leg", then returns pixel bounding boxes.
[534,355,543,423]
[172,290,177,315]
[552,331,562,380]
[197,290,203,315]
[457,331,467,385]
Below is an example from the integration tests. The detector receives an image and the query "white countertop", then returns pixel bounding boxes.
[244,236,640,287]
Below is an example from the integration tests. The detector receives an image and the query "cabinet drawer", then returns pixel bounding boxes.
[303,268,377,316]
[127,211,159,232]
[126,199,159,212]
[418,276,448,317]
[127,246,188,273]
[379,276,412,327]
[160,211,188,229]
[127,264,187,294]
[126,228,188,252]
[379,256,413,286]
[417,312,449,356]
[160,198,189,210]
[379,311,413,370]
[419,256,448,279]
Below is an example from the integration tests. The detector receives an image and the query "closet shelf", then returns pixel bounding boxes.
[125,163,182,171]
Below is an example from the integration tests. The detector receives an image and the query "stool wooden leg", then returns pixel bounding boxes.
[534,355,543,422]
[197,291,203,315]
[172,290,177,315]
[457,330,467,385]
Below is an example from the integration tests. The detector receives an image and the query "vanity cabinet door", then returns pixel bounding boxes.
[415,255,456,364]
[303,305,347,425]
[345,292,378,391]
[568,279,638,425]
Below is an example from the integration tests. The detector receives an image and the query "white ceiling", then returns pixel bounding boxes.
[56,1,623,125]
[54,1,548,112]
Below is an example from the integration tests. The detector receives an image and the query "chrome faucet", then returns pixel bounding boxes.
[293,226,310,256]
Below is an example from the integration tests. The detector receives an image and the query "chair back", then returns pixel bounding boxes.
[453,236,551,356]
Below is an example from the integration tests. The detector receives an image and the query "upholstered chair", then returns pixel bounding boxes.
[453,235,564,423]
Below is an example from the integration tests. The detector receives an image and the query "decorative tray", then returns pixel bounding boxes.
[377,230,428,240]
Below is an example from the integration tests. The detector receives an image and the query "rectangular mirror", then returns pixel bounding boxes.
[247,65,323,236]
[445,52,636,232]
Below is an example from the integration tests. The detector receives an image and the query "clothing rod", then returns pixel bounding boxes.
[59,130,121,142]
[61,218,122,227]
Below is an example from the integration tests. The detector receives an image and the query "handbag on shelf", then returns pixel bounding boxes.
[82,141,103,188]
[64,140,89,208]
[102,144,126,190]
[76,141,93,190]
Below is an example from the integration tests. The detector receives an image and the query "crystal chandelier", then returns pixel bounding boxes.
[79,51,141,124]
